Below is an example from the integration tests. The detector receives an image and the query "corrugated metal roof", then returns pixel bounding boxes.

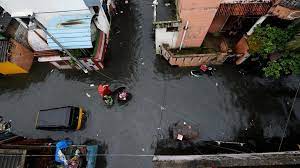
[0,40,9,62]
[0,149,26,168]
[83,0,102,7]
[0,7,12,33]
[279,0,300,10]
[216,3,272,16]
[46,12,93,50]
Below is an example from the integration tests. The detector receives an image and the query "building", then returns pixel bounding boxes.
[0,0,112,73]
[0,149,27,168]
[0,39,34,75]
[153,152,300,168]
[154,0,300,66]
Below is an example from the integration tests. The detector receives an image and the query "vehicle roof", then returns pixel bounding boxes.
[36,107,73,127]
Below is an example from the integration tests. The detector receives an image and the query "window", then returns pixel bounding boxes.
[166,27,178,32]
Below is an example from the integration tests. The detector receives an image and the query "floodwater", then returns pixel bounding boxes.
[0,0,300,167]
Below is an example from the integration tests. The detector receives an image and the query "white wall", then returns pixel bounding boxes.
[0,0,88,16]
[155,28,179,54]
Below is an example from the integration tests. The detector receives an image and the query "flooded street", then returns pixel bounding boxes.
[0,0,300,167]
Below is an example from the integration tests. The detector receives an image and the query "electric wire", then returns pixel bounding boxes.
[278,80,300,152]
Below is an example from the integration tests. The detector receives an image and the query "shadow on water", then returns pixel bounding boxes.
[153,54,193,80]
[0,63,53,93]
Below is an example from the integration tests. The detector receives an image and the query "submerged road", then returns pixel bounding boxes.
[0,0,300,167]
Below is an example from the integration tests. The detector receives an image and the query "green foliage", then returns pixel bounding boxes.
[248,25,292,58]
[263,61,282,79]
[262,52,300,79]
[248,24,300,79]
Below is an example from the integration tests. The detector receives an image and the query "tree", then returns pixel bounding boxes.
[248,24,300,79]
[263,52,300,79]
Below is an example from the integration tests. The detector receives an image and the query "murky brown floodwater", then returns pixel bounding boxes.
[0,0,300,167]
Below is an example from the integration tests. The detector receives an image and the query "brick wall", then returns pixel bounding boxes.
[176,0,221,48]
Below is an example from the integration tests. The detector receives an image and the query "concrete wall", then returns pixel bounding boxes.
[155,28,179,54]
[176,0,220,48]
[153,151,300,168]
[160,45,227,67]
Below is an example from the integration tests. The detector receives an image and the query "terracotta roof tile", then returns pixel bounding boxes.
[216,3,272,16]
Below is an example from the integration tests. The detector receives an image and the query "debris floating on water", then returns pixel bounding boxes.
[142,62,144,65]
[142,148,145,152]
[216,82,218,86]
[177,134,183,141]
[86,93,91,98]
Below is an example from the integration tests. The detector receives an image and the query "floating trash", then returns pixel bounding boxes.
[86,93,91,98]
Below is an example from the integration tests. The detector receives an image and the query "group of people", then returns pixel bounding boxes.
[98,84,130,106]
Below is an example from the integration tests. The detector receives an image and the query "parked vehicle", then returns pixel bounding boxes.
[35,106,85,131]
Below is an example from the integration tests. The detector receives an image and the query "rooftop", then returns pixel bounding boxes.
[216,2,272,16]
[279,0,300,10]
[153,151,300,168]
[0,149,26,168]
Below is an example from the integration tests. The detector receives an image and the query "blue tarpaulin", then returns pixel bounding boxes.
[55,140,72,164]
[87,145,98,168]
[46,11,93,50]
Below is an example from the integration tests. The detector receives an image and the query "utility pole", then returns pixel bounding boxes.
[153,0,158,22]
[30,15,89,73]
[179,21,189,50]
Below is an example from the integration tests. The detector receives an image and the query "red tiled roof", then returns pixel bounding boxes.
[216,3,272,16]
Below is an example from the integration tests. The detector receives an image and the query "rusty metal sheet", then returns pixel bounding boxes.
[0,40,9,62]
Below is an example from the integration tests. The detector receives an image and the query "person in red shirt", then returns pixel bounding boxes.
[98,84,112,97]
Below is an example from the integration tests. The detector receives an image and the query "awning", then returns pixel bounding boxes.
[46,11,93,50]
